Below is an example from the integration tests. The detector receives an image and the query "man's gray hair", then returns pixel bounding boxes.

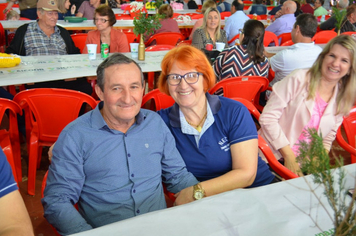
[96,53,144,91]
[339,0,349,9]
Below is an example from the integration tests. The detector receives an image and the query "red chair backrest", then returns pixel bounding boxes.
[312,30,337,44]
[230,97,261,121]
[13,88,98,143]
[0,22,5,52]
[0,4,7,20]
[141,89,175,111]
[259,14,268,20]
[115,13,133,20]
[264,31,279,46]
[247,14,262,20]
[277,32,292,45]
[336,105,356,163]
[190,14,204,19]
[70,33,88,53]
[220,11,231,19]
[227,33,240,45]
[341,31,356,37]
[145,32,185,47]
[122,31,139,50]
[177,40,192,46]
[280,39,294,46]
[208,76,269,104]
[145,44,174,51]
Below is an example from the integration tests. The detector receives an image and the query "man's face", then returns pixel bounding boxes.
[281,2,288,14]
[38,10,58,28]
[95,63,144,128]
[231,5,236,14]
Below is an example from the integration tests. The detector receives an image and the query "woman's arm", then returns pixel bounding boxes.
[279,146,303,176]
[174,139,258,205]
[191,29,205,50]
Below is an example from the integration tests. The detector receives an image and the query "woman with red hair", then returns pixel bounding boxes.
[157,45,276,205]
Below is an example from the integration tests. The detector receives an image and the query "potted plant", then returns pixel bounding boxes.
[133,13,162,60]
[332,6,347,35]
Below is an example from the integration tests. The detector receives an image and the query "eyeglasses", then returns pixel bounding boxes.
[167,72,202,86]
[239,29,244,34]
[94,18,109,23]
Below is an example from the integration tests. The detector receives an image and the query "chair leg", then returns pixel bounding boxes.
[12,139,22,182]
[27,137,39,196]
[147,72,154,91]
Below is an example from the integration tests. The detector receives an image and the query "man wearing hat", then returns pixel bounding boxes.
[5,0,92,95]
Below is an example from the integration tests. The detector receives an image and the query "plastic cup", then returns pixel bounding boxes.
[205,43,213,51]
[215,42,225,52]
[86,44,97,60]
[130,43,139,58]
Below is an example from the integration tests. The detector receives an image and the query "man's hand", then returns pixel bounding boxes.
[71,5,76,15]
[48,144,55,162]
[173,186,194,206]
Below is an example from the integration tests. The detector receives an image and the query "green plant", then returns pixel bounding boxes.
[332,6,347,35]
[133,13,163,36]
[297,128,356,235]
[153,0,164,9]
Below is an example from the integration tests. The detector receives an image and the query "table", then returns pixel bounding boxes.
[69,164,356,236]
[0,51,168,86]
[265,44,326,54]
[112,8,200,15]
[0,19,206,31]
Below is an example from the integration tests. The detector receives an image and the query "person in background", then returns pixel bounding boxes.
[216,0,231,12]
[323,0,332,11]
[250,0,267,15]
[268,0,287,15]
[42,53,198,235]
[77,0,100,19]
[5,0,92,95]
[320,0,348,30]
[300,0,314,15]
[82,5,129,53]
[259,35,356,176]
[108,0,123,8]
[0,149,34,236]
[145,4,180,44]
[336,4,356,34]
[157,45,276,205]
[182,0,198,9]
[264,14,322,100]
[189,0,217,40]
[5,9,19,20]
[214,20,268,82]
[314,0,328,17]
[2,0,37,20]
[225,0,249,46]
[265,0,296,36]
[191,7,228,50]
[57,0,76,20]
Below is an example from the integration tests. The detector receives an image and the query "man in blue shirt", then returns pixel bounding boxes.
[225,0,249,46]
[42,53,199,235]
[0,149,34,235]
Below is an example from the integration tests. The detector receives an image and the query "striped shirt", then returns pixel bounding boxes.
[24,22,67,56]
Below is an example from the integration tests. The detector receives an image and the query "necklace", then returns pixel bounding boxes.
[186,111,207,133]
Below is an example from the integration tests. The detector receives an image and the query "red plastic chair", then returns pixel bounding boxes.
[336,105,356,163]
[0,98,22,183]
[0,22,5,52]
[258,135,299,180]
[231,97,261,121]
[247,14,262,20]
[70,33,88,53]
[227,33,240,45]
[220,11,231,19]
[145,45,174,90]
[13,88,98,196]
[190,14,204,19]
[19,17,31,20]
[145,32,185,47]
[264,31,279,46]
[316,15,331,22]
[277,32,292,45]
[208,76,269,111]
[141,89,175,111]
[172,13,182,19]
[341,31,356,37]
[122,31,139,50]
[115,13,133,20]
[312,30,337,44]
[259,14,268,20]
[280,39,294,46]
[0,3,7,20]
[177,40,192,46]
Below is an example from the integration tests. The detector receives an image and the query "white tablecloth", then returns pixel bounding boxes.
[70,164,356,236]
[0,51,168,86]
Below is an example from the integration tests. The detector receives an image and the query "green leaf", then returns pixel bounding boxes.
[133,13,163,36]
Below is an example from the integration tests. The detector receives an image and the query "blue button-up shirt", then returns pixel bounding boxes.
[42,102,198,235]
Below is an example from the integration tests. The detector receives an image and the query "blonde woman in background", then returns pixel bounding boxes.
[189,0,217,40]
[259,35,356,176]
[191,7,228,50]
[57,0,76,20]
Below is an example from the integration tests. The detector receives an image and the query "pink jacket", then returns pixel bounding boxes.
[82,28,129,54]
[258,69,344,160]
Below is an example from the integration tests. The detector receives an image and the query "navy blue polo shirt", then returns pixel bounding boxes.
[158,93,274,188]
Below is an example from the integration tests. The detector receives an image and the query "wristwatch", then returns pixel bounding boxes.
[193,183,205,200]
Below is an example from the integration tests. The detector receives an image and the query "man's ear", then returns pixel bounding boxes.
[95,84,104,101]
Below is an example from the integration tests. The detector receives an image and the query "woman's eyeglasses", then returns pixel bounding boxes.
[239,29,244,34]
[167,72,202,86]
[94,18,109,23]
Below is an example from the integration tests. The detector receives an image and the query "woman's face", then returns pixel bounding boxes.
[94,13,110,31]
[321,44,352,84]
[64,0,71,9]
[167,62,206,110]
[206,11,219,31]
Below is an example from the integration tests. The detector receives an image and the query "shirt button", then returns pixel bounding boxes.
[133,189,136,193]
[136,209,140,214]
[128,153,131,157]
[131,174,134,177]
[125,134,127,137]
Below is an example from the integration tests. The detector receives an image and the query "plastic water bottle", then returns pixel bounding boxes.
[321,15,325,22]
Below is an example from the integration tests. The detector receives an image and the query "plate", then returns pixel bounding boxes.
[64,16,87,23]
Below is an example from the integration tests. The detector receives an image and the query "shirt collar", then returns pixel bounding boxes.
[168,92,221,128]
[35,21,60,34]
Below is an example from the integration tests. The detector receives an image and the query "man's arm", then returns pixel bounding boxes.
[0,191,34,236]
[319,16,337,30]
[5,24,28,55]
[58,26,80,54]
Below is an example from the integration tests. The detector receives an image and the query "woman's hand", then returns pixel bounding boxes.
[279,146,304,177]
[71,5,76,15]
[48,143,55,162]
[173,186,194,206]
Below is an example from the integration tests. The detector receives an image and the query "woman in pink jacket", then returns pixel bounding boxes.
[259,35,356,176]
[82,5,129,54]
